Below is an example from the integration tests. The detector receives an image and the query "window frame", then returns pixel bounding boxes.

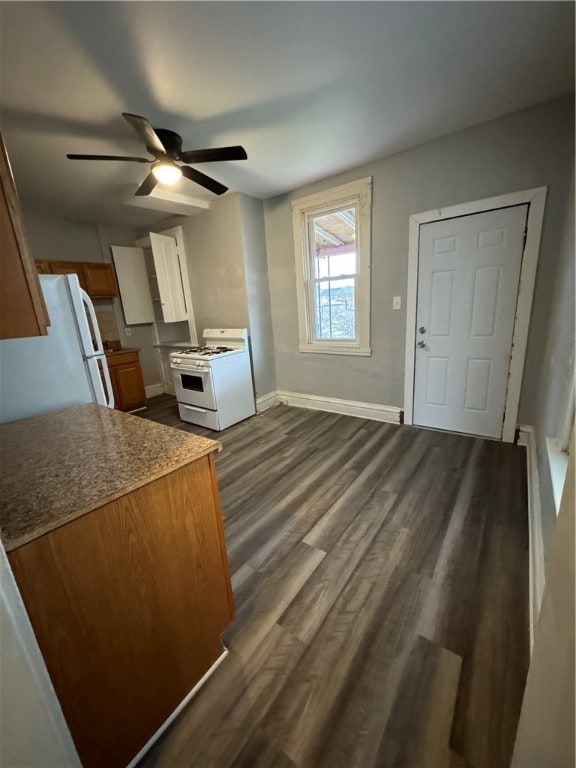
[292,177,372,356]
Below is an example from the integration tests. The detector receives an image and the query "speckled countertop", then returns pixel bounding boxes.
[104,346,140,356]
[0,404,221,552]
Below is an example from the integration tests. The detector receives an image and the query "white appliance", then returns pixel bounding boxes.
[170,328,255,431]
[0,274,114,423]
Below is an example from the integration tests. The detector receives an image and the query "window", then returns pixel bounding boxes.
[292,177,372,355]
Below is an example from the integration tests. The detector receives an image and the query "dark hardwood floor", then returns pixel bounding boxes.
[136,395,529,768]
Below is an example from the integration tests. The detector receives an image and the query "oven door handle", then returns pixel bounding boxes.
[171,365,208,374]
[182,404,208,413]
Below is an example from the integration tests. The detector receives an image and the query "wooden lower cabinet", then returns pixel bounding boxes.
[107,351,147,411]
[8,454,234,768]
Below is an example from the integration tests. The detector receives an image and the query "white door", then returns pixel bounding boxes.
[413,204,528,439]
[150,232,188,323]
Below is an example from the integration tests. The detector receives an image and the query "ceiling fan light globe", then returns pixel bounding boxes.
[152,162,182,185]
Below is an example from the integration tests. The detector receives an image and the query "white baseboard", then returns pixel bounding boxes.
[276,390,402,424]
[125,648,228,768]
[518,424,545,652]
[145,383,166,398]
[256,390,281,413]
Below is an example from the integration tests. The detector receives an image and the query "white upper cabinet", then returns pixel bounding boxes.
[150,233,188,323]
[111,246,155,324]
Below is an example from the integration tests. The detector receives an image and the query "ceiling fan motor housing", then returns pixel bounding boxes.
[154,129,183,159]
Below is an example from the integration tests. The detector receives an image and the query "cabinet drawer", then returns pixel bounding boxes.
[106,351,139,367]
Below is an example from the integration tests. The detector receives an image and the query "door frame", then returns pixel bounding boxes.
[403,186,547,443]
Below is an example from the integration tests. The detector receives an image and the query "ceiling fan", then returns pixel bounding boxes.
[66,113,247,197]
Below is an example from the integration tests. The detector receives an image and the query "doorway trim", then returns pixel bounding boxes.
[404,186,547,443]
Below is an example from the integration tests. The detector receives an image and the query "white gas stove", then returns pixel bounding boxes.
[170,329,255,431]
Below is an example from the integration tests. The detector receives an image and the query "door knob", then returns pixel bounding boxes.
[417,340,427,348]
[419,326,427,334]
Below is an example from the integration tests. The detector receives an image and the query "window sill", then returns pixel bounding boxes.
[546,436,569,516]
[298,345,372,357]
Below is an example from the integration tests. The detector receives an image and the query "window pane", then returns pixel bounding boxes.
[312,207,357,280]
[313,278,356,340]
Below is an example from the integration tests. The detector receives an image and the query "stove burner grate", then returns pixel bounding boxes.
[180,346,235,356]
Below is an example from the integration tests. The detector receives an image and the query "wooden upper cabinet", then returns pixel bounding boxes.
[48,260,89,292]
[0,133,49,339]
[35,259,118,299]
[34,260,52,275]
[83,261,118,298]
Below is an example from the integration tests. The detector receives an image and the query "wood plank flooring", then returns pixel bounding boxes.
[136,396,529,768]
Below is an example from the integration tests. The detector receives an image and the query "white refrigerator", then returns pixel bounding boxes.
[0,274,114,424]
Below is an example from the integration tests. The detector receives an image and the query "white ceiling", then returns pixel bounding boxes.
[1,2,573,228]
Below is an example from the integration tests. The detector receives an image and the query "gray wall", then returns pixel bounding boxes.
[264,95,574,411]
[512,445,575,768]
[161,195,250,336]
[238,194,277,398]
[159,194,277,398]
[98,225,163,388]
[24,211,104,263]
[22,212,163,387]
[528,169,575,567]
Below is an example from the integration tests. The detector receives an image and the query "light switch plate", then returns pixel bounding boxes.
[393,296,402,310]
[125,328,132,336]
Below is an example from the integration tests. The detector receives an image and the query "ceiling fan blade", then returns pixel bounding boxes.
[122,113,166,156]
[181,166,228,195]
[135,173,159,197]
[67,154,150,163]
[179,146,248,164]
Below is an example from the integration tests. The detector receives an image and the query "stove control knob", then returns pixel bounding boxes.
[173,359,181,365]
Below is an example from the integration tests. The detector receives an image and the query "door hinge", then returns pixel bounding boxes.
[522,227,528,251]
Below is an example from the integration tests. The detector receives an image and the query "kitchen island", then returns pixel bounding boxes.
[0,404,234,768]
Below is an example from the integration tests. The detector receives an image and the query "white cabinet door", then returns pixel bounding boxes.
[150,233,188,323]
[413,204,527,439]
[111,246,155,324]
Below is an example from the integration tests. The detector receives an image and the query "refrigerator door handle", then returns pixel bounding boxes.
[100,357,115,409]
[80,288,105,356]
[86,356,115,409]
[65,274,105,357]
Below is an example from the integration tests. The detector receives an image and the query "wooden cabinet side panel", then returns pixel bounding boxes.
[209,452,235,619]
[8,457,234,768]
[0,136,48,339]
[108,364,121,410]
